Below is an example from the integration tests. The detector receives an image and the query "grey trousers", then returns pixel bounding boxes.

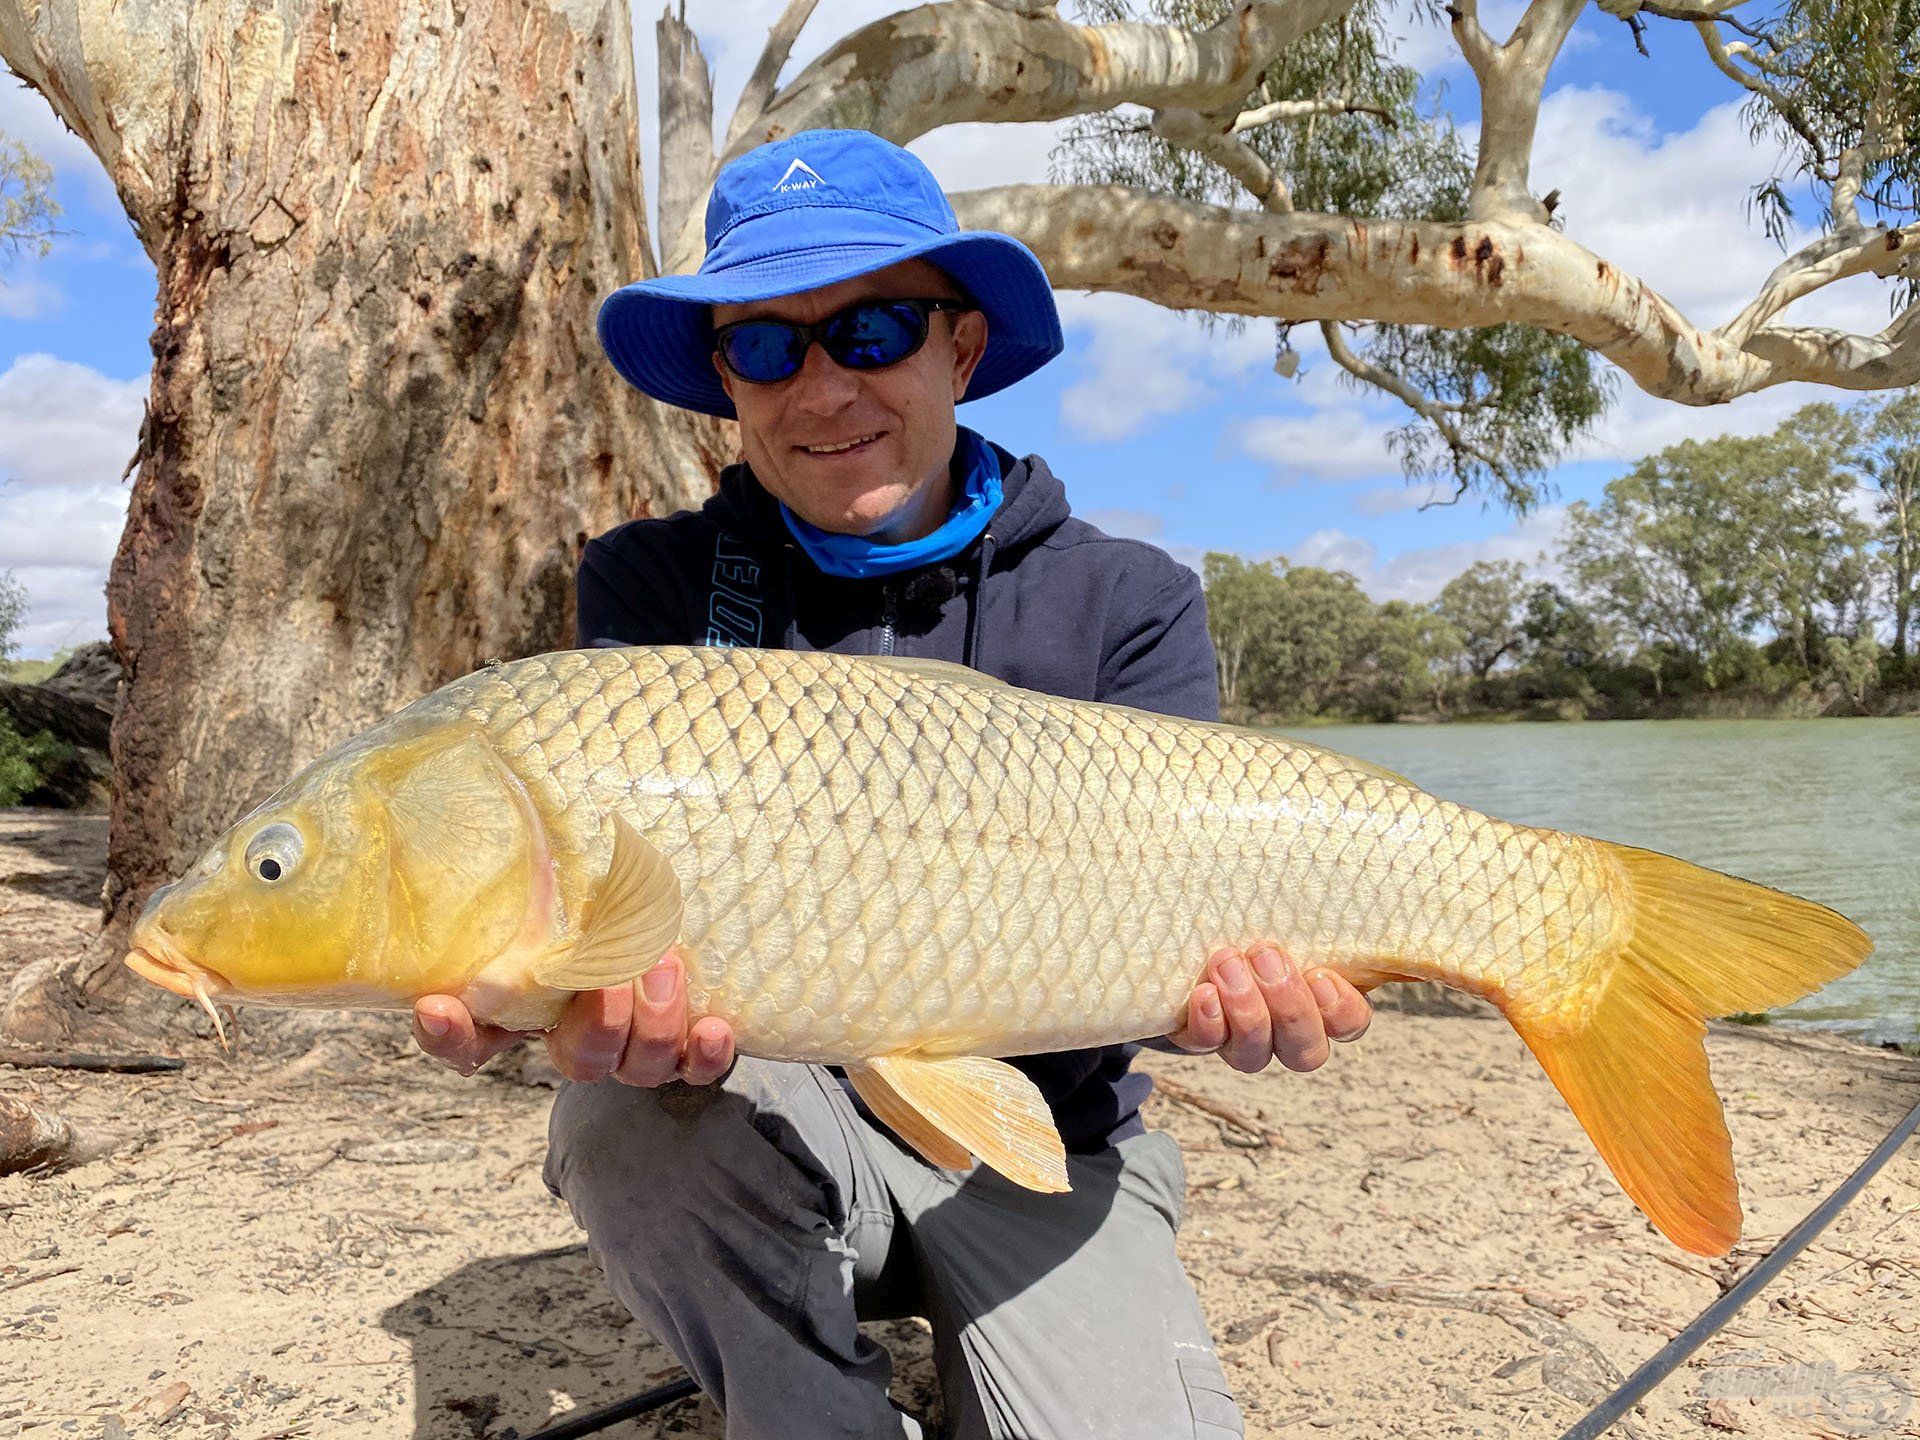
[542,1059,1244,1440]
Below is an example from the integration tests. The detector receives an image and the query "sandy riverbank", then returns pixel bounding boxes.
[3,808,1916,1439]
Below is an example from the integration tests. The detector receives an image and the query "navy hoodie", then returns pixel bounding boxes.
[575,438,1220,1154]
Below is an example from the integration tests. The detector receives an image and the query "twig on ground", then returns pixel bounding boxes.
[0,1048,183,1074]
[1149,1075,1283,1147]
[0,1263,80,1292]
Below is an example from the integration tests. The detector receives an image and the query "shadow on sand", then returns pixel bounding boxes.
[378,1244,943,1438]
[377,1242,717,1438]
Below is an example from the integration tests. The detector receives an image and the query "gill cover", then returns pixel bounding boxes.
[357,726,546,997]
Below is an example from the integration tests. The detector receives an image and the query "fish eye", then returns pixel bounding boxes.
[244,823,304,885]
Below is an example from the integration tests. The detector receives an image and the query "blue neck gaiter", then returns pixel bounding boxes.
[779,427,1002,580]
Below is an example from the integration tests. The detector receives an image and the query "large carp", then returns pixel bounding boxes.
[126,646,1869,1255]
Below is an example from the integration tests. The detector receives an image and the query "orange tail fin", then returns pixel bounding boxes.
[1505,843,1870,1256]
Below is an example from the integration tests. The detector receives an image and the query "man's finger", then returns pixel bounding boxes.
[1166,981,1227,1053]
[413,996,524,1076]
[1309,969,1373,1043]
[549,983,637,1084]
[678,1016,736,1085]
[1250,945,1328,1073]
[1213,949,1274,1074]
[612,955,690,1087]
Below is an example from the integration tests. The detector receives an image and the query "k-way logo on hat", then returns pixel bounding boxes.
[773,158,824,192]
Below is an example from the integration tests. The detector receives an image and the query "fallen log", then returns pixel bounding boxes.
[0,1095,126,1174]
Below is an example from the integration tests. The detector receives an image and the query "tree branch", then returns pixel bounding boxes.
[1230,95,1393,131]
[1831,74,1904,231]
[1742,298,1920,392]
[948,182,1920,402]
[1319,321,1518,504]
[722,0,821,153]
[668,0,1358,278]
[1464,0,1586,223]
[1445,0,1496,77]
[1693,20,1831,175]
[1152,108,1293,212]
[1605,0,1754,18]
[656,4,716,266]
[1719,220,1920,347]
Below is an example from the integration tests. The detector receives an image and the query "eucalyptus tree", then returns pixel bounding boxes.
[1562,411,1876,682]
[0,0,1914,1040]
[1859,390,1920,660]
[1434,560,1528,680]
[0,129,57,259]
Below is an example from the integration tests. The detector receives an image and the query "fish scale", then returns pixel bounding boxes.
[427,646,1616,1061]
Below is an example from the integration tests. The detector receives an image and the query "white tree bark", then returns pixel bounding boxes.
[1452,0,1586,223]
[657,2,717,253]
[724,0,822,151]
[665,0,1359,269]
[951,184,1920,403]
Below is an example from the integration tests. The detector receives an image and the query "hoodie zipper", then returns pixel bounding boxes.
[878,582,897,656]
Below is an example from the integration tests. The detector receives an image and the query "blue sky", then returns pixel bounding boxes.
[0,0,1895,656]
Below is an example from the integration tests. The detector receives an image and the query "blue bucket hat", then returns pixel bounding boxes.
[597,130,1064,419]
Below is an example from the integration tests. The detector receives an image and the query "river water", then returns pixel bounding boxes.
[1300,718,1920,1046]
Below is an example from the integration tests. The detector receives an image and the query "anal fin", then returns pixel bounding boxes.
[847,1054,1070,1194]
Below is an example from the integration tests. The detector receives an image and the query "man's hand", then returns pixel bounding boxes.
[411,950,736,1085]
[1167,944,1371,1073]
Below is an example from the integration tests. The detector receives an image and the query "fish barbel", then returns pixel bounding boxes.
[126,646,1869,1254]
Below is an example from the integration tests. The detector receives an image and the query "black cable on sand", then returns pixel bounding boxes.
[1558,1092,1920,1440]
[527,1375,702,1439]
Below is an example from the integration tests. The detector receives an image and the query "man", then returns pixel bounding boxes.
[414,130,1372,1438]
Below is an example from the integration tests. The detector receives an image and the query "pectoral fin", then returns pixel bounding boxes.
[846,1054,1070,1194]
[531,815,683,991]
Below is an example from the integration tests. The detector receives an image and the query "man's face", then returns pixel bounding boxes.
[712,259,989,542]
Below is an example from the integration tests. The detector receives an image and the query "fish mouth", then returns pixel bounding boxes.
[124,928,231,1048]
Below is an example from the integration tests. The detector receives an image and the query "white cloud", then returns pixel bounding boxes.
[0,355,147,490]
[0,356,144,657]
[1234,408,1401,481]
[1226,325,1412,483]
[1055,293,1270,442]
[3,562,110,656]
[0,271,60,319]
[1292,505,1569,602]
[1354,482,1459,515]
[1530,87,1889,340]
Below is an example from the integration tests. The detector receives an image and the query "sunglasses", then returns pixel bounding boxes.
[713,297,974,385]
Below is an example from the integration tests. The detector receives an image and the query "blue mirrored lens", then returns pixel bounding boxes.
[822,303,925,369]
[719,322,808,383]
